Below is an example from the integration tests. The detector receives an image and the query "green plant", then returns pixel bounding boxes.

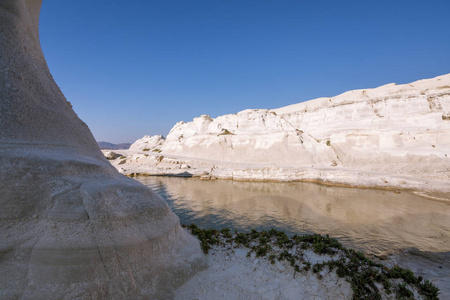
[396,283,413,299]
[234,233,249,246]
[269,254,276,264]
[255,244,271,257]
[388,265,418,285]
[220,228,232,238]
[419,279,440,299]
[183,225,440,300]
[303,261,311,272]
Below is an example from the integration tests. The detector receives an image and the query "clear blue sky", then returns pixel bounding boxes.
[40,0,450,143]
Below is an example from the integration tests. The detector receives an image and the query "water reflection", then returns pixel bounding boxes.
[136,176,450,256]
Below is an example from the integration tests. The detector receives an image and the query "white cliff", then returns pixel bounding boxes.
[113,74,450,195]
[0,1,205,299]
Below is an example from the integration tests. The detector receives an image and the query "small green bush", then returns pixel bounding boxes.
[419,279,440,299]
[183,225,440,300]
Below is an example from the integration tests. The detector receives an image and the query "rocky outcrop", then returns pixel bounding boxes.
[0,1,204,299]
[114,74,450,193]
[163,75,450,168]
[129,134,165,152]
[103,150,122,160]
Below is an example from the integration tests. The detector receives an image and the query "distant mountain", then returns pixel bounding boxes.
[98,141,132,150]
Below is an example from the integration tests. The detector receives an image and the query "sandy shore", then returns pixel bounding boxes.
[103,149,450,201]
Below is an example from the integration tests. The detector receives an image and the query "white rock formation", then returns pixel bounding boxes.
[0,1,204,299]
[163,75,450,167]
[103,150,122,160]
[115,74,450,194]
[129,134,165,152]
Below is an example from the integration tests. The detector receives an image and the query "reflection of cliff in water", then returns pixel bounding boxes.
[137,176,450,256]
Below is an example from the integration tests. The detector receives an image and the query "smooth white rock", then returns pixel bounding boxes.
[117,74,450,195]
[129,134,165,151]
[0,1,205,299]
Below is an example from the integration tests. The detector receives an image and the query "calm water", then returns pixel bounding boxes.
[136,176,450,256]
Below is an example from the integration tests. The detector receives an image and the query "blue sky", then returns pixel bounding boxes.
[40,0,450,143]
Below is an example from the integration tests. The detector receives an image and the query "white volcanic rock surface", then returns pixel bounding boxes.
[175,246,352,300]
[129,134,165,151]
[112,74,450,195]
[0,1,205,299]
[163,74,450,168]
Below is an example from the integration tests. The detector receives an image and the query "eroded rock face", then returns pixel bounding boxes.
[0,1,205,298]
[129,135,165,152]
[158,74,450,188]
[104,150,122,160]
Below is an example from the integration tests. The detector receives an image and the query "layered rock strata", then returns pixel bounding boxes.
[0,1,204,298]
[113,74,450,194]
